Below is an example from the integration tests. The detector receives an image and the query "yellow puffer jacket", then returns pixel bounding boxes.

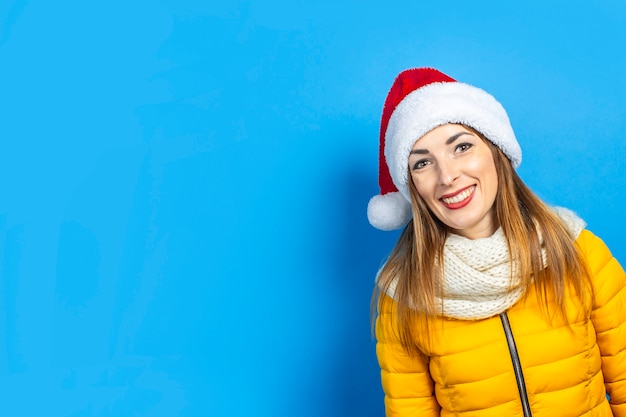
[376,230,626,416]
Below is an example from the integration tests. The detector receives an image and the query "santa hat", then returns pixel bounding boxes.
[367,67,522,231]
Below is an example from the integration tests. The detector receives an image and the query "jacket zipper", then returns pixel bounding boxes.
[499,312,532,417]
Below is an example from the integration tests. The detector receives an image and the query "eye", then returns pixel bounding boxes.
[455,142,473,153]
[412,159,430,170]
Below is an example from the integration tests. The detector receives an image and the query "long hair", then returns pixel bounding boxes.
[372,132,592,356]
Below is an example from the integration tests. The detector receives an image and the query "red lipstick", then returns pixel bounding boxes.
[440,185,475,210]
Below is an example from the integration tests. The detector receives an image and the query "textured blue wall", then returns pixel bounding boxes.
[0,1,625,416]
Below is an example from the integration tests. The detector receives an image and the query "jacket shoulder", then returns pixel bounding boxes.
[576,229,617,274]
[576,229,626,323]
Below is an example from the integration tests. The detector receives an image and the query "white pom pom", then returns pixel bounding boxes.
[367,192,412,231]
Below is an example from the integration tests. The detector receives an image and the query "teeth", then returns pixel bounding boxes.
[442,186,474,204]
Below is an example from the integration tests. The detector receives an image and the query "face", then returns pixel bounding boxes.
[408,124,499,239]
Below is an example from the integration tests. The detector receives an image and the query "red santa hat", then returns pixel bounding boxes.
[367,67,522,231]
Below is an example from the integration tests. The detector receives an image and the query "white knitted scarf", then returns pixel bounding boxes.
[384,207,586,320]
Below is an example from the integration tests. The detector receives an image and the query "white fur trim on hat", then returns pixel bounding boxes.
[385,81,521,202]
[367,191,412,231]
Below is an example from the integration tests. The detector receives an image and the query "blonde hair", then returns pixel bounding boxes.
[372,132,592,356]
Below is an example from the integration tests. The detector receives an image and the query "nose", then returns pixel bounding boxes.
[437,159,460,186]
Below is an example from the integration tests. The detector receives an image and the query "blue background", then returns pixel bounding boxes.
[1,1,625,416]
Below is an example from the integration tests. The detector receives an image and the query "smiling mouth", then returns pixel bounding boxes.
[441,185,476,205]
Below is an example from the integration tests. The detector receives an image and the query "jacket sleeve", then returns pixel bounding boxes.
[579,230,626,416]
[375,295,440,416]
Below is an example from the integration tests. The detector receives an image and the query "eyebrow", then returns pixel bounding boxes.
[410,131,474,155]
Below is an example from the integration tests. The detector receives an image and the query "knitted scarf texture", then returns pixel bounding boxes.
[384,207,586,320]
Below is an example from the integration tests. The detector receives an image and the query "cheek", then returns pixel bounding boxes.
[411,175,436,203]
[481,160,499,198]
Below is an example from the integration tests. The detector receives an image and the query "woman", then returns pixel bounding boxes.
[367,67,626,416]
